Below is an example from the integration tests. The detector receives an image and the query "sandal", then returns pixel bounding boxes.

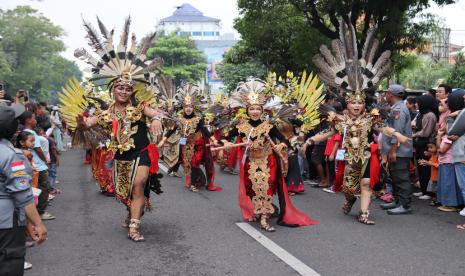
[342,197,357,215]
[260,215,275,232]
[128,219,145,242]
[456,224,465,230]
[358,211,375,225]
[190,186,199,193]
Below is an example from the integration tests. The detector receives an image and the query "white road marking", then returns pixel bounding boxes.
[236,222,320,276]
[159,163,168,173]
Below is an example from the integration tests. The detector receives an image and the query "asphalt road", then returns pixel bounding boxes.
[26,149,465,276]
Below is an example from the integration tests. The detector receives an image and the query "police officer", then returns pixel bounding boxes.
[0,103,47,276]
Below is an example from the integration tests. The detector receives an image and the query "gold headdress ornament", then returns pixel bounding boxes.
[74,16,163,88]
[234,79,268,107]
[312,17,391,103]
[175,83,207,109]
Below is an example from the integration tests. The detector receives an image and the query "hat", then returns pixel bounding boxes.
[388,84,405,97]
[0,103,25,129]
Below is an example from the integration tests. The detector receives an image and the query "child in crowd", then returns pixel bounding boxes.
[15,130,39,271]
[436,127,463,211]
[418,142,439,206]
[16,131,38,189]
[46,125,61,195]
[323,132,341,193]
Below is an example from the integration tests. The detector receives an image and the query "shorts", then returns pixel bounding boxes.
[311,145,326,165]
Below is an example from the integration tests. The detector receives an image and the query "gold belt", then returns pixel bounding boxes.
[248,147,272,159]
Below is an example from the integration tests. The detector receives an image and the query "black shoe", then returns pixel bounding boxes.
[387,206,412,215]
[380,202,397,210]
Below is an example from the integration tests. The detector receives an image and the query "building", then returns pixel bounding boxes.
[156,3,238,93]
[157,3,221,41]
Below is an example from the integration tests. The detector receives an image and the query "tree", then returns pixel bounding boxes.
[217,41,267,93]
[147,33,207,86]
[234,0,328,75]
[447,53,465,88]
[399,56,450,89]
[288,0,455,54]
[0,6,82,101]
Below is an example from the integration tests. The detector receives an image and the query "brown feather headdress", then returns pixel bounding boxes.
[312,18,391,103]
[75,16,163,88]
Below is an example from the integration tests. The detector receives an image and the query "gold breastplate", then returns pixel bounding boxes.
[237,121,273,159]
[95,102,145,154]
[335,114,373,164]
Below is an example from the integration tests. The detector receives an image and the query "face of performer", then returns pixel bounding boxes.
[184,105,194,115]
[347,100,365,117]
[112,84,133,104]
[247,105,262,121]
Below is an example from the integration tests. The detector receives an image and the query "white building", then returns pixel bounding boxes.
[156,3,238,93]
[156,3,221,41]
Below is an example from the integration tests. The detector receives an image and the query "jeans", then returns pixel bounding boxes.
[454,162,465,203]
[389,157,412,208]
[48,163,58,190]
[37,170,50,214]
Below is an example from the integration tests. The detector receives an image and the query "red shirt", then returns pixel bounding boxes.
[324,134,342,156]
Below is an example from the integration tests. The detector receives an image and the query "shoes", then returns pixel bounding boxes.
[40,212,56,220]
[48,194,56,201]
[438,206,458,212]
[418,195,432,200]
[413,192,423,197]
[380,202,397,210]
[459,208,465,217]
[322,187,335,194]
[24,261,32,270]
[387,206,412,215]
[380,193,394,202]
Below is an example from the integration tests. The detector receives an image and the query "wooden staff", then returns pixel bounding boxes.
[210,142,249,152]
[265,135,288,164]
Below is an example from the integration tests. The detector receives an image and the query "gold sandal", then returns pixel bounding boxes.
[128,219,145,242]
[260,215,275,232]
[358,210,375,225]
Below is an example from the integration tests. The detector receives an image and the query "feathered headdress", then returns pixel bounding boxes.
[175,83,207,109]
[312,18,391,103]
[232,79,268,107]
[74,16,163,87]
[154,75,176,110]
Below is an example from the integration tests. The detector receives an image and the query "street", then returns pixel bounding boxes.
[26,150,465,276]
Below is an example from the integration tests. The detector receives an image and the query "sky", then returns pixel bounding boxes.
[0,0,240,63]
[1,0,465,64]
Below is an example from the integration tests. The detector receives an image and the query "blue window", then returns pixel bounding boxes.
[192,31,202,36]
[203,31,215,36]
[216,32,220,36]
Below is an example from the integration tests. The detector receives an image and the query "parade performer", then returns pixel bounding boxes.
[158,84,222,192]
[277,121,305,194]
[305,18,411,225]
[155,76,182,177]
[64,17,164,241]
[207,94,239,175]
[220,77,320,232]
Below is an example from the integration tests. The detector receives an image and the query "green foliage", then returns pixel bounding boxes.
[399,56,450,89]
[147,33,207,86]
[288,0,455,53]
[447,53,465,88]
[0,6,82,101]
[234,0,328,75]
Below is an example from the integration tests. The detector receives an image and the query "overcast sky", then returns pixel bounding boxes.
[1,0,464,64]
